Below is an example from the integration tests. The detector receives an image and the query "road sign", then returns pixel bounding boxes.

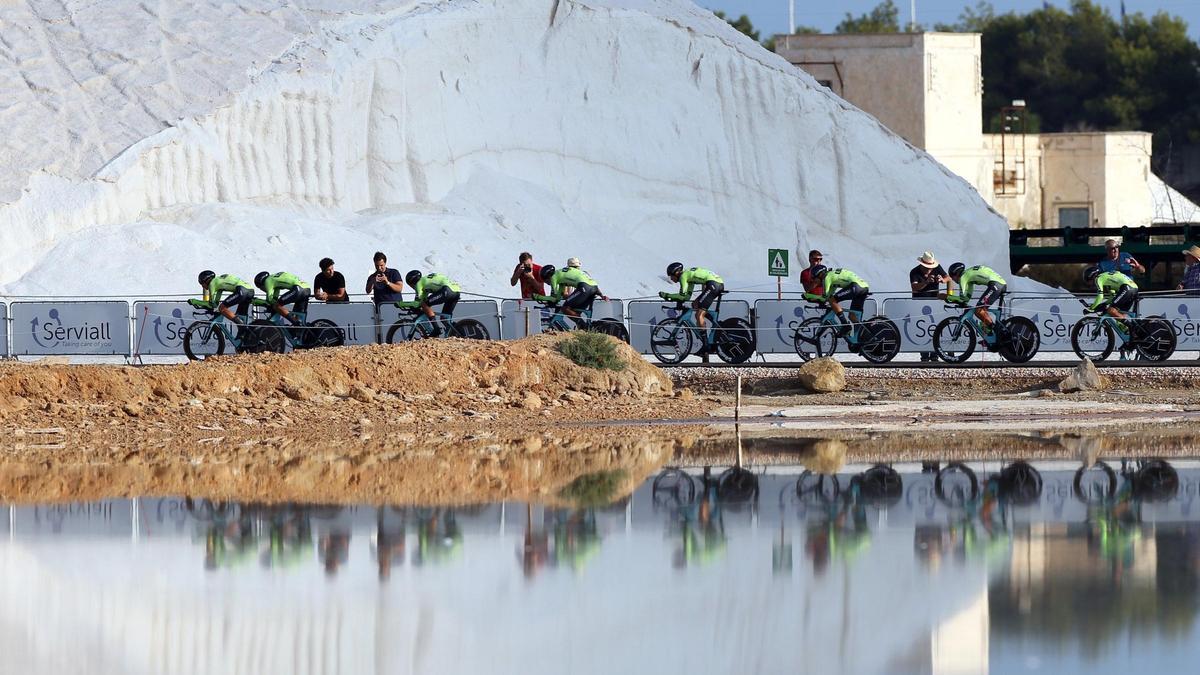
[768,249,789,277]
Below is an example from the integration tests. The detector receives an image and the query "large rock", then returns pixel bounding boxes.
[1059,358,1106,393]
[797,358,846,393]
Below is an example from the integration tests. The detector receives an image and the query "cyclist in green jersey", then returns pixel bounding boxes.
[803,265,869,331]
[942,263,1006,335]
[191,270,254,324]
[659,262,725,354]
[532,264,607,319]
[1084,265,1138,320]
[397,271,461,337]
[254,271,311,325]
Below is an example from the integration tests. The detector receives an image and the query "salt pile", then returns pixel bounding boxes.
[0,0,1010,298]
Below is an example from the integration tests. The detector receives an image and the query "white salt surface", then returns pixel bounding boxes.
[0,0,1011,299]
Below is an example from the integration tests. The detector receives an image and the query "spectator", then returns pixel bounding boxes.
[365,251,404,307]
[1178,245,1200,295]
[1097,238,1145,275]
[800,249,824,294]
[510,251,545,300]
[313,257,348,303]
[566,257,581,268]
[910,251,948,363]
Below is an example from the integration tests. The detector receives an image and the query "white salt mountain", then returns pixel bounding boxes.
[0,0,1010,299]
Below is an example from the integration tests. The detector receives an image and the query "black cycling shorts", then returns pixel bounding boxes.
[693,281,724,311]
[977,282,1006,308]
[276,287,310,314]
[563,283,599,312]
[831,283,868,315]
[220,287,254,317]
[1108,285,1137,312]
[425,288,460,316]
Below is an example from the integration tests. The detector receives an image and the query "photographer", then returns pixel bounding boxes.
[911,251,948,363]
[510,251,545,300]
[365,251,404,308]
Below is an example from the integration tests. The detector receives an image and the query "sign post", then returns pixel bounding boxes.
[768,248,789,300]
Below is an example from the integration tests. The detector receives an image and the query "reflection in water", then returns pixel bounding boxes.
[4,457,1200,673]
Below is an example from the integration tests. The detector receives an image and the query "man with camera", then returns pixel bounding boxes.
[365,251,404,308]
[510,251,545,300]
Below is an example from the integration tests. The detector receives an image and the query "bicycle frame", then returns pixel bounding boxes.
[1092,309,1141,346]
[257,307,310,347]
[194,309,247,348]
[667,305,724,343]
[948,301,1005,344]
[397,307,456,338]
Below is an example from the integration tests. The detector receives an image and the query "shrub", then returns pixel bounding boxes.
[558,470,628,507]
[558,331,626,371]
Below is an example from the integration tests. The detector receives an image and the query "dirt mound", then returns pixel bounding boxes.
[0,334,671,416]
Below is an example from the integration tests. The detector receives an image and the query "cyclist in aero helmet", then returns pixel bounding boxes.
[803,265,869,334]
[191,270,254,324]
[396,270,462,337]
[660,263,724,355]
[942,263,1007,335]
[254,271,311,325]
[1084,265,1138,321]
[533,263,607,319]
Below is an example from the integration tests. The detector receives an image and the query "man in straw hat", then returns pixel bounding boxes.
[910,251,948,362]
[1178,245,1200,295]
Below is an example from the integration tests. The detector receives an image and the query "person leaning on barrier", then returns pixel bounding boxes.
[1178,245,1200,295]
[910,251,948,363]
[659,262,724,355]
[190,270,254,324]
[1084,265,1138,323]
[396,270,461,337]
[365,251,404,308]
[941,263,1006,337]
[313,258,348,303]
[255,271,311,325]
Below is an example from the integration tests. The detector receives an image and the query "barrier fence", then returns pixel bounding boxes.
[5,293,1200,360]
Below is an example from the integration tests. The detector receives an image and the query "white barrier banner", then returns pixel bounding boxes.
[377,300,500,342]
[11,301,131,355]
[1009,296,1077,351]
[753,299,878,354]
[876,299,961,352]
[0,302,8,356]
[306,302,377,346]
[1140,298,1200,349]
[499,299,624,339]
[628,299,750,355]
[132,301,195,355]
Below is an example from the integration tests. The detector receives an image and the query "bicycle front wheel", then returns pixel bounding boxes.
[183,320,225,361]
[793,317,836,361]
[386,319,427,344]
[650,318,693,364]
[454,319,490,340]
[1070,317,1113,361]
[932,317,976,364]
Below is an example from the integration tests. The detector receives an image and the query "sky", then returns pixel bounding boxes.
[703,0,1200,40]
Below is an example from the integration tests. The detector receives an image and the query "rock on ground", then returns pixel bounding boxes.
[1059,358,1107,393]
[797,358,846,394]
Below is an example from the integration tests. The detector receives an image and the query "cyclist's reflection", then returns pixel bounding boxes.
[801,478,869,576]
[186,498,256,571]
[671,477,726,569]
[914,463,1013,570]
[259,504,313,571]
[549,508,601,571]
[412,508,463,566]
[373,507,406,581]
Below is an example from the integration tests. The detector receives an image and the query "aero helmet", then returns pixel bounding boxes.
[540,264,557,282]
[666,262,684,278]
[809,264,829,279]
[198,270,216,286]
[1084,265,1102,281]
[254,271,270,291]
[405,270,423,287]
[947,262,966,278]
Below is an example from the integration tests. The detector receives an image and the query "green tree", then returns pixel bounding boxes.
[836,0,904,34]
[714,10,760,42]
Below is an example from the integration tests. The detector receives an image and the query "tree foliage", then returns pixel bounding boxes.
[836,0,904,34]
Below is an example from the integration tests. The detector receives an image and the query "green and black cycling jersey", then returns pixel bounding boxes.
[1089,271,1137,311]
[533,267,600,304]
[947,266,1005,304]
[398,273,461,308]
[261,272,309,304]
[803,269,868,302]
[663,268,723,302]
[204,274,253,305]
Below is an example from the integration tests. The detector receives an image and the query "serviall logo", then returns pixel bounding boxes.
[1032,304,1068,345]
[31,308,112,348]
[901,305,936,346]
[152,308,187,348]
[1173,303,1197,341]
[776,305,806,343]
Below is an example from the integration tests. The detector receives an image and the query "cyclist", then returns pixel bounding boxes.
[254,271,311,325]
[1084,265,1139,322]
[532,264,607,320]
[942,263,1007,337]
[191,270,254,324]
[659,263,724,355]
[803,265,869,335]
[397,270,461,337]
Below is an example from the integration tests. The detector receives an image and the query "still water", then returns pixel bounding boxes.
[3,458,1200,674]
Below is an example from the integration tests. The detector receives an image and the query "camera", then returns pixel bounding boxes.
[523,264,532,273]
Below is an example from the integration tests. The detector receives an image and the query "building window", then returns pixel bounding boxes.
[1058,207,1090,229]
[817,79,833,89]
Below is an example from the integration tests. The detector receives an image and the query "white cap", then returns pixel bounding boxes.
[566,257,581,268]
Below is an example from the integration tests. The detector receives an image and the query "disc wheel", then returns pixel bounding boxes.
[454,318,490,340]
[1135,460,1179,501]
[592,318,630,343]
[998,461,1043,505]
[715,317,755,364]
[859,317,901,364]
[932,317,977,364]
[249,319,287,354]
[1073,461,1117,503]
[793,317,837,361]
[1070,317,1114,361]
[997,316,1040,363]
[183,320,226,361]
[650,318,693,364]
[303,319,345,348]
[857,465,903,504]
[717,467,759,503]
[1134,317,1176,362]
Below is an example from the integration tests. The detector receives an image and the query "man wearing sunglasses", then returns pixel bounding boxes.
[1098,238,1145,276]
[800,249,824,294]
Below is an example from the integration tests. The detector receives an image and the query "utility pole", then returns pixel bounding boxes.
[910,0,917,31]
[789,0,795,35]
